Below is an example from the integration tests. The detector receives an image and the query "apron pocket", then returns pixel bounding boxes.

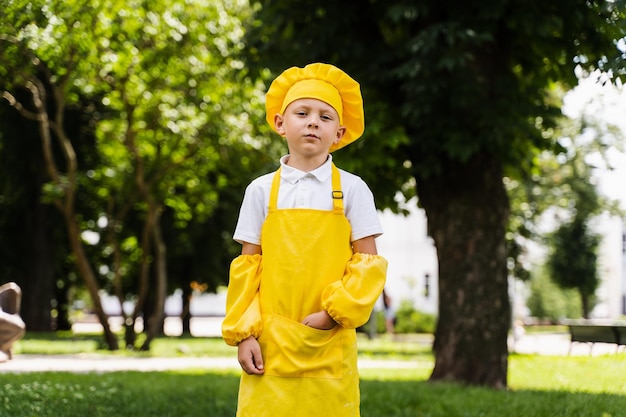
[259,314,343,379]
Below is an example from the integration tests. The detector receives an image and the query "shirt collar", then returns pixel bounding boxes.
[279,155,333,184]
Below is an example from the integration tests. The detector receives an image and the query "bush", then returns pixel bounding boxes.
[393,300,436,334]
[526,267,582,322]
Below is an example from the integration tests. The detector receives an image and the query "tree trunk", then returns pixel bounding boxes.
[54,283,72,331]
[124,321,136,349]
[65,216,119,350]
[6,79,117,346]
[181,286,192,335]
[21,199,54,331]
[141,205,167,351]
[580,290,590,319]
[417,153,510,389]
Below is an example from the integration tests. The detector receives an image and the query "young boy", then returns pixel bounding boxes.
[222,63,388,417]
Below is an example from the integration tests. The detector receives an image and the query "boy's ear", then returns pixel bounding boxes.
[335,126,347,143]
[274,114,285,136]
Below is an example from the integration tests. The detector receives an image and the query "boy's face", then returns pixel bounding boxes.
[274,98,346,159]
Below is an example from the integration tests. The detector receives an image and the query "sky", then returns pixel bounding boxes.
[562,70,626,210]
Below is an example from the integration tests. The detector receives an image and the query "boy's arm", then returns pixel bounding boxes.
[221,242,263,346]
[238,335,265,375]
[302,236,380,330]
[241,242,262,255]
[352,235,377,255]
[234,243,265,374]
[319,235,387,329]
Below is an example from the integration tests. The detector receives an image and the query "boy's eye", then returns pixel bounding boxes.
[321,114,332,120]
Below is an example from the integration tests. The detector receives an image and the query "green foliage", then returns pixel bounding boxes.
[1,0,280,341]
[546,217,601,318]
[547,219,601,293]
[505,93,625,284]
[393,300,437,334]
[526,268,582,322]
[242,0,626,209]
[83,0,267,299]
[541,137,604,318]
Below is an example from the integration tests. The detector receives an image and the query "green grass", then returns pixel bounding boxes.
[1,371,240,417]
[12,331,240,357]
[13,331,432,359]
[3,333,626,417]
[523,324,569,334]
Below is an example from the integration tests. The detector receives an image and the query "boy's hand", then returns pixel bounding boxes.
[302,310,337,330]
[238,336,265,375]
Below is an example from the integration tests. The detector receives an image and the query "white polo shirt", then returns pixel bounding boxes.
[233,155,383,245]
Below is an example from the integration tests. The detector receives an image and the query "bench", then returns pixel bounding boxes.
[564,321,626,355]
[0,282,26,362]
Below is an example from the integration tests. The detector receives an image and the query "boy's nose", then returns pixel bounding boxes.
[308,118,318,127]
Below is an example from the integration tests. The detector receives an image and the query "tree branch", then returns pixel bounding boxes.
[1,91,40,121]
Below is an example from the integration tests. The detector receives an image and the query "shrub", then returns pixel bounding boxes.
[526,266,582,322]
[393,300,436,334]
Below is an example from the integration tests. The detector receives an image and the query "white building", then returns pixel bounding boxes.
[376,200,439,315]
[590,214,625,318]
[623,226,626,316]
[376,199,626,320]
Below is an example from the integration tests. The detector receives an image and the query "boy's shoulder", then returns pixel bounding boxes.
[245,170,275,192]
[336,166,367,188]
[253,170,276,182]
[336,165,359,179]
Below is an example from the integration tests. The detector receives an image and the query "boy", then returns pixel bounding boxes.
[222,63,387,417]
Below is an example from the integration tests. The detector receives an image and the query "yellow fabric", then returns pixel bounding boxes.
[281,79,344,123]
[322,253,388,329]
[227,163,385,417]
[221,254,263,346]
[265,63,365,152]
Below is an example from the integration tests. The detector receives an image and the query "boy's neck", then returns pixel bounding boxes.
[285,154,330,172]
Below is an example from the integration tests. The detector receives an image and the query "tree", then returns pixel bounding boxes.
[510,75,625,320]
[0,96,64,331]
[543,128,607,319]
[243,0,625,387]
[547,216,600,318]
[1,0,275,349]
[526,265,581,321]
[1,0,121,348]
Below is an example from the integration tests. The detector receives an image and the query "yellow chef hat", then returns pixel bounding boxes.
[265,63,365,152]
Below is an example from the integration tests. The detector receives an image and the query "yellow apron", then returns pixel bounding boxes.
[237,163,360,417]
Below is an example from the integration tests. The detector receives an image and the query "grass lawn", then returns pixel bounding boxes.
[2,332,625,417]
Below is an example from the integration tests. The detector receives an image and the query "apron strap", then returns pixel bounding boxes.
[330,163,344,214]
[268,164,344,214]
[269,167,282,211]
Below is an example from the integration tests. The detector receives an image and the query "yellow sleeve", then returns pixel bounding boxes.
[221,254,263,346]
[321,253,388,329]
